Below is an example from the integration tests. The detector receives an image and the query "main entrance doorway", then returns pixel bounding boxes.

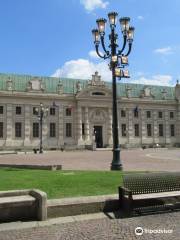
[94,126,103,148]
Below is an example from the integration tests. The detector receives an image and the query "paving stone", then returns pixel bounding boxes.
[0,211,180,240]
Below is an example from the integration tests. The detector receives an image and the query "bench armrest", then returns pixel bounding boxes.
[119,186,132,200]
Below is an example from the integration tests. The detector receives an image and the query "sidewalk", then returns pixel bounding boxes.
[0,211,180,239]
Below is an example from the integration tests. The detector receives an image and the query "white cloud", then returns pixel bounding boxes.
[154,46,173,55]
[88,50,103,59]
[137,15,144,20]
[52,58,111,81]
[129,74,173,86]
[80,0,109,11]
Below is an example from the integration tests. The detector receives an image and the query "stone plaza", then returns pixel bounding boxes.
[0,148,180,172]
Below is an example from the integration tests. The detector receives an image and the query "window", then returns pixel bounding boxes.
[121,124,127,137]
[82,123,85,136]
[33,107,38,115]
[147,124,152,137]
[134,107,138,118]
[158,111,163,118]
[15,122,22,138]
[0,122,3,138]
[92,92,105,96]
[134,124,139,137]
[66,108,72,116]
[16,106,22,115]
[121,110,126,117]
[66,123,72,137]
[33,123,39,138]
[50,123,56,137]
[50,107,56,116]
[0,106,3,114]
[146,111,151,118]
[170,124,175,137]
[159,124,163,137]
[170,112,174,119]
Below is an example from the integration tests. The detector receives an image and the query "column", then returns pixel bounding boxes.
[77,106,83,145]
[24,105,31,147]
[84,107,90,144]
[58,105,64,146]
[107,108,113,146]
[165,110,170,145]
[5,104,13,147]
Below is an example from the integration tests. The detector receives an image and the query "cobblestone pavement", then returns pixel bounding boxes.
[0,148,180,171]
[0,211,180,240]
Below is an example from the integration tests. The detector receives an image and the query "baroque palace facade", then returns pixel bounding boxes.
[0,71,180,150]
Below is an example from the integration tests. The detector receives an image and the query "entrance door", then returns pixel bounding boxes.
[94,126,103,148]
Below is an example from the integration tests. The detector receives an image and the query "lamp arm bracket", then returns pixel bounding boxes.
[95,44,107,59]
[118,35,127,55]
[100,35,110,56]
[125,42,132,57]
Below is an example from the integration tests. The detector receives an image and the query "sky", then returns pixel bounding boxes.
[0,0,180,86]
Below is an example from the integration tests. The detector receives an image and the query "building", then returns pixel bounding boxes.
[0,71,180,150]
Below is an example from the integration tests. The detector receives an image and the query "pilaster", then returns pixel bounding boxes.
[127,109,133,145]
[84,107,90,144]
[77,106,83,145]
[153,110,158,144]
[58,105,64,146]
[5,104,13,146]
[141,110,146,144]
[23,105,31,147]
[165,110,170,144]
[107,108,113,146]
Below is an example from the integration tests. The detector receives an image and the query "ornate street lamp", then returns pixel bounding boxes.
[35,103,48,153]
[92,12,135,170]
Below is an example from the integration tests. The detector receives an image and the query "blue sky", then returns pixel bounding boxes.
[0,0,180,86]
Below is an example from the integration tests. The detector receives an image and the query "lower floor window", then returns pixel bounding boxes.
[33,123,39,138]
[50,123,56,137]
[66,123,72,137]
[0,122,3,138]
[147,124,152,137]
[121,124,126,137]
[134,124,139,137]
[170,124,175,137]
[82,123,85,136]
[159,124,163,137]
[15,122,22,138]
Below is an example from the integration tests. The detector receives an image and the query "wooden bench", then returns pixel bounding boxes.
[119,172,180,215]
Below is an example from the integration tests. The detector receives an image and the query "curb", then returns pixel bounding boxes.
[47,194,119,218]
[0,212,107,232]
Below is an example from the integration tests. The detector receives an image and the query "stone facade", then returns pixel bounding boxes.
[0,72,180,150]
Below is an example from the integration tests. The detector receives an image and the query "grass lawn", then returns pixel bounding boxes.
[0,168,124,199]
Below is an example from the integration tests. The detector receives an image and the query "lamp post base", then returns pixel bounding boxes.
[39,148,43,154]
[111,163,123,171]
[111,148,123,171]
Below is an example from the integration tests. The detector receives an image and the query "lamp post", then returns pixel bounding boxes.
[35,103,48,154]
[92,12,135,170]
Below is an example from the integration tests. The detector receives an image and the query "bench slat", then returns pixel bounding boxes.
[132,191,180,200]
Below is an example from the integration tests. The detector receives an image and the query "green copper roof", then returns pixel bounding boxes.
[0,72,175,100]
